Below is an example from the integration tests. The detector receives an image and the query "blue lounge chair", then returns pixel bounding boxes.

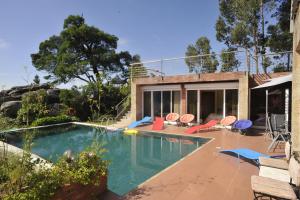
[220,148,284,166]
[128,116,152,129]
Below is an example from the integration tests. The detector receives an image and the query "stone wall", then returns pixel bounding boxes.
[292,1,300,151]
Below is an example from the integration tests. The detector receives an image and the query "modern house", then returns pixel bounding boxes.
[130,71,291,127]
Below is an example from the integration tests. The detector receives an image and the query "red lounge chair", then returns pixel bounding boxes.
[152,117,164,130]
[185,120,218,134]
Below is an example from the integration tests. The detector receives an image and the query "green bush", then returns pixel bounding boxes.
[17,89,48,125]
[0,115,22,131]
[31,115,77,127]
[0,134,108,200]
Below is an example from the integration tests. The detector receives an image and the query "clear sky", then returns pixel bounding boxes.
[0,0,224,88]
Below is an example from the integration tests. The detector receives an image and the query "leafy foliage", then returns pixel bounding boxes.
[31,15,133,85]
[17,89,48,125]
[215,0,276,73]
[185,37,219,73]
[31,115,77,127]
[220,48,240,72]
[0,115,21,131]
[0,132,108,200]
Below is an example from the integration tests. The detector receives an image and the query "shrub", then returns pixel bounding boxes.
[31,115,77,127]
[0,115,21,131]
[0,134,108,200]
[17,89,48,125]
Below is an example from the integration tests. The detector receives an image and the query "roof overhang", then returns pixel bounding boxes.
[252,74,292,89]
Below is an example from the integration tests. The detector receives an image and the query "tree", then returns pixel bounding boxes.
[266,0,292,71]
[31,15,132,84]
[31,15,134,113]
[185,37,219,73]
[220,48,240,72]
[215,0,275,74]
[33,74,40,85]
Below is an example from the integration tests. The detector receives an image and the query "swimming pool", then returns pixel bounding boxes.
[6,124,210,195]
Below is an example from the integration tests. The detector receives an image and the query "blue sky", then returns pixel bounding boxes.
[0,0,224,88]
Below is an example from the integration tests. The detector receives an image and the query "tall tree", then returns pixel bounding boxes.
[220,48,240,72]
[31,15,133,85]
[266,0,292,71]
[31,15,134,113]
[185,37,219,73]
[215,0,275,74]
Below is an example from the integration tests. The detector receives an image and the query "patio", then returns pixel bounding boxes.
[103,125,284,200]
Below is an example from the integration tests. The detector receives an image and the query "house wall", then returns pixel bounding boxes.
[291,2,300,151]
[130,72,247,121]
[238,74,249,119]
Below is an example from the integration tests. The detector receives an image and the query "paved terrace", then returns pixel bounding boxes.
[103,125,284,200]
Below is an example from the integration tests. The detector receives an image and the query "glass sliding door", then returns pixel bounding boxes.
[172,91,180,114]
[226,89,238,116]
[215,90,224,117]
[162,91,171,117]
[187,90,197,122]
[153,91,162,117]
[143,91,151,117]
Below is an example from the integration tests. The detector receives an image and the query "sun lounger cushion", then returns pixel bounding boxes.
[180,114,194,124]
[259,166,291,183]
[259,157,289,170]
[251,175,297,200]
[166,113,180,122]
[220,116,236,126]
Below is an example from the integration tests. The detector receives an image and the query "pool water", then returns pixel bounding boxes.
[8,125,209,195]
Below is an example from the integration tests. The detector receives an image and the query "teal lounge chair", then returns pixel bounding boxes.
[220,148,284,166]
[128,116,152,129]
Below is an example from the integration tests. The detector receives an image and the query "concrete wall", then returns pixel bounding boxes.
[238,74,249,120]
[292,3,300,151]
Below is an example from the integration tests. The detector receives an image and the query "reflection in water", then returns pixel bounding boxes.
[9,125,209,195]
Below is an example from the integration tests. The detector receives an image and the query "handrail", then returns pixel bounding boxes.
[115,95,130,120]
[115,95,129,111]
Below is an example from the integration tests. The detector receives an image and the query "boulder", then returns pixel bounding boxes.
[46,89,60,104]
[0,96,21,105]
[0,101,21,118]
[8,84,51,97]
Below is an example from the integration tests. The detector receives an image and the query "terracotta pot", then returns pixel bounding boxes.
[52,175,107,200]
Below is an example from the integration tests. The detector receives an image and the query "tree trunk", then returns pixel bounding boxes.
[287,53,291,71]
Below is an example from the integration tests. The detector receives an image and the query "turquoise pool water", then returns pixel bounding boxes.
[8,125,209,195]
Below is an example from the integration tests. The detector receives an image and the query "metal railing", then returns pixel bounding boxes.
[115,95,130,120]
[129,50,293,79]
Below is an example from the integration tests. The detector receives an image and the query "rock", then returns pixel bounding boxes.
[46,89,60,104]
[48,103,61,116]
[8,84,51,97]
[0,96,21,105]
[0,101,21,118]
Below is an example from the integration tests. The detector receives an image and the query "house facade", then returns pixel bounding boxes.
[130,71,290,125]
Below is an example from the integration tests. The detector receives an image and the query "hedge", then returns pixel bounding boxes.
[31,115,78,127]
